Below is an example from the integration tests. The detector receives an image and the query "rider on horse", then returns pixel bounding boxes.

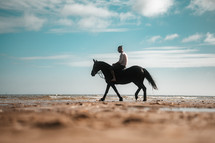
[111,45,128,82]
[91,46,157,101]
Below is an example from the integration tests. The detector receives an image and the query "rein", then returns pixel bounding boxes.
[97,70,105,79]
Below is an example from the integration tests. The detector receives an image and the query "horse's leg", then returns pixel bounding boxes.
[141,84,147,101]
[100,84,110,101]
[134,82,142,100]
[111,84,123,101]
[135,87,141,100]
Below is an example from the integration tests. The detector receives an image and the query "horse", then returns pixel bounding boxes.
[91,59,158,102]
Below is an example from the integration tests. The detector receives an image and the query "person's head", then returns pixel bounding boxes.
[118,45,123,53]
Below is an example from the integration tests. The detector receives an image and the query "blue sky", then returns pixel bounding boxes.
[0,0,215,96]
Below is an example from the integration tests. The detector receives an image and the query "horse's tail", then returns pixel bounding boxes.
[143,69,158,90]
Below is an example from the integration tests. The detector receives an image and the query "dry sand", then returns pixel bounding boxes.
[0,95,215,143]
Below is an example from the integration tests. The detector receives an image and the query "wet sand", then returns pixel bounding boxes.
[0,95,215,143]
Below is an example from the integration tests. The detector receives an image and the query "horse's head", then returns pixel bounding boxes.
[91,59,100,76]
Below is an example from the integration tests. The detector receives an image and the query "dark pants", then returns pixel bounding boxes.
[112,63,125,71]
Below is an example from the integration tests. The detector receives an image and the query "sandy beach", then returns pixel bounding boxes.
[0,95,215,143]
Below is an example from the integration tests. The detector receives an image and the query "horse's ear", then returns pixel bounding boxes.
[93,59,96,63]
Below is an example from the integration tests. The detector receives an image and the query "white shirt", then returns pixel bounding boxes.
[118,52,128,66]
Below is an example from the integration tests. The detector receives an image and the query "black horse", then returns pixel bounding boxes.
[91,60,157,101]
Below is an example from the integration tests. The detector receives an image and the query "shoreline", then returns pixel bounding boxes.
[1,94,214,96]
[1,95,214,108]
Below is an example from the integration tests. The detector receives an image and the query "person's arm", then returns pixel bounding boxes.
[113,54,121,65]
[118,54,123,65]
[117,54,124,64]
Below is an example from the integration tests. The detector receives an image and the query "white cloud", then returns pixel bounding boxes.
[0,0,62,15]
[165,33,179,40]
[19,55,72,60]
[144,46,185,50]
[0,0,140,33]
[0,14,45,33]
[182,33,203,43]
[57,18,73,26]
[204,32,215,45]
[119,12,136,21]
[60,3,140,32]
[90,47,215,68]
[78,17,111,31]
[0,17,22,33]
[60,61,92,67]
[16,46,215,68]
[187,0,215,15]
[49,27,128,33]
[132,0,174,17]
[148,35,162,43]
[61,3,116,18]
[24,13,46,31]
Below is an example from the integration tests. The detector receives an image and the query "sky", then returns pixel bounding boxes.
[0,0,215,96]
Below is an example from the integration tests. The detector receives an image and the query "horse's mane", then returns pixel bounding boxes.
[97,61,112,68]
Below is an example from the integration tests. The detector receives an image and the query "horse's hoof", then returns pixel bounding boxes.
[135,96,138,100]
[143,99,147,102]
[119,98,123,101]
[99,98,104,101]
